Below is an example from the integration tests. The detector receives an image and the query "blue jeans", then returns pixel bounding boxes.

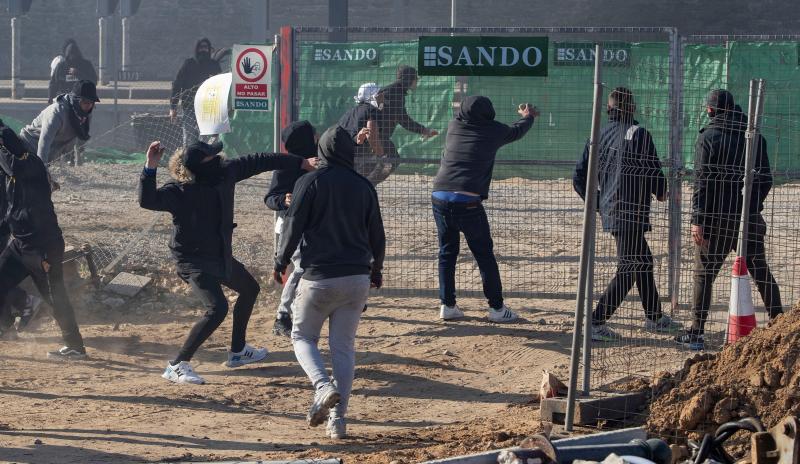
[431,197,503,309]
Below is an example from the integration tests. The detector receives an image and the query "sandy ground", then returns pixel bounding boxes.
[0,288,574,464]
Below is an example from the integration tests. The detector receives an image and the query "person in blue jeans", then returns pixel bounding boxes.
[431,96,538,323]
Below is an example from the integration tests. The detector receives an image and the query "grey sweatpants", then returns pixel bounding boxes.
[277,248,303,316]
[291,274,370,419]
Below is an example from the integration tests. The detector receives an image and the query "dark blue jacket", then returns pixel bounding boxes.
[573,113,666,233]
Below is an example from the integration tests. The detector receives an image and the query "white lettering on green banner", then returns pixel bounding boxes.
[312,45,379,65]
[554,42,631,67]
[418,36,548,77]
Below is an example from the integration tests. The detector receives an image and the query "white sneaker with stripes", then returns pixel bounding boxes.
[487,305,518,323]
[162,361,205,384]
[224,344,268,368]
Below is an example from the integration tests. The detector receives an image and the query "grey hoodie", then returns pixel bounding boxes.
[19,95,91,163]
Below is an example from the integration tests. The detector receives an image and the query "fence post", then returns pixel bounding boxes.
[565,43,604,432]
[273,34,282,257]
[735,79,765,280]
[581,237,595,395]
[11,17,23,99]
[667,29,684,313]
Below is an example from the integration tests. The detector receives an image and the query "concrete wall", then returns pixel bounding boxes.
[1,0,798,80]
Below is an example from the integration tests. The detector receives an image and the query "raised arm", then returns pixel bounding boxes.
[501,104,537,146]
[137,141,180,213]
[229,152,308,183]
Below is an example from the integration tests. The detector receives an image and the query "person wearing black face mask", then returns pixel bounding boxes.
[20,80,97,168]
[138,139,315,385]
[170,38,222,146]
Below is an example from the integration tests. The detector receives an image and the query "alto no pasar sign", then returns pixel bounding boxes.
[232,44,274,111]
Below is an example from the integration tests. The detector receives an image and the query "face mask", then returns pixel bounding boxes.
[196,50,211,61]
[191,156,225,185]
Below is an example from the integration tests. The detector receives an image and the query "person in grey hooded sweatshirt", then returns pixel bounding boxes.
[20,80,98,166]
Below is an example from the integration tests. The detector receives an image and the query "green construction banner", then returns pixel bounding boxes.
[418,36,549,77]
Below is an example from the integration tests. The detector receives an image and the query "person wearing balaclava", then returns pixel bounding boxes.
[20,80,98,166]
[138,139,315,385]
[274,126,385,440]
[675,90,783,351]
[338,82,388,184]
[432,96,537,324]
[373,66,439,183]
[264,120,319,337]
[48,39,97,104]
[0,120,86,359]
[573,87,678,344]
[170,38,222,146]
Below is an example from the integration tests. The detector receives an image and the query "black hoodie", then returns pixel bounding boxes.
[692,105,772,230]
[0,122,63,249]
[171,38,222,111]
[265,121,317,217]
[432,96,534,199]
[275,126,386,281]
[49,41,97,102]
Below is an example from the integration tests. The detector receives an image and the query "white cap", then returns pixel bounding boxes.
[354,82,380,104]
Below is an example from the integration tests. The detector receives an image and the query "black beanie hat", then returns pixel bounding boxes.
[184,140,223,171]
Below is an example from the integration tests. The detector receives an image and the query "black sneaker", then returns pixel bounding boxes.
[15,294,43,332]
[47,346,88,360]
[675,332,705,351]
[272,312,292,337]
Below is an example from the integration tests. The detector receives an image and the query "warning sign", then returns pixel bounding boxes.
[232,44,274,111]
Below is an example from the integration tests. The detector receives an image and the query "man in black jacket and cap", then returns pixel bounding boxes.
[139,139,314,384]
[265,120,318,337]
[675,90,782,350]
[373,66,439,183]
[431,96,537,323]
[0,120,86,359]
[274,126,385,440]
[170,38,222,146]
[574,87,680,342]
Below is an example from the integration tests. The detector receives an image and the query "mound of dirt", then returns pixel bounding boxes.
[647,307,800,440]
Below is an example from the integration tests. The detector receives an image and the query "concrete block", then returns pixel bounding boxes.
[105,272,151,297]
[540,392,647,426]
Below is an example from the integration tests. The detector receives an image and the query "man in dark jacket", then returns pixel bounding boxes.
[139,139,313,384]
[676,90,782,350]
[49,40,97,104]
[170,38,222,146]
[265,120,318,337]
[0,121,85,359]
[274,126,385,440]
[373,66,438,183]
[431,96,536,323]
[573,87,679,342]
[338,82,387,184]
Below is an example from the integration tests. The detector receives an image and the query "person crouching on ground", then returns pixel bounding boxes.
[431,96,537,323]
[274,126,386,439]
[138,140,315,384]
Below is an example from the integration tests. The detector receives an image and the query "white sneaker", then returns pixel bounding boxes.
[162,361,205,385]
[439,304,464,320]
[225,344,268,368]
[487,305,518,323]
[326,416,347,440]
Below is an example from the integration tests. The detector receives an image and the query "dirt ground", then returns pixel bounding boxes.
[0,284,574,463]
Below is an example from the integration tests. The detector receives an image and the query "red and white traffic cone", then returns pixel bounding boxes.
[726,256,757,344]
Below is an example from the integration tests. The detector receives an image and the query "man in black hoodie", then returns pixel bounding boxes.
[676,90,782,350]
[373,66,439,183]
[274,126,385,440]
[49,40,97,104]
[265,120,318,337]
[139,139,314,384]
[431,96,536,323]
[573,87,679,342]
[0,120,85,359]
[170,38,222,146]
